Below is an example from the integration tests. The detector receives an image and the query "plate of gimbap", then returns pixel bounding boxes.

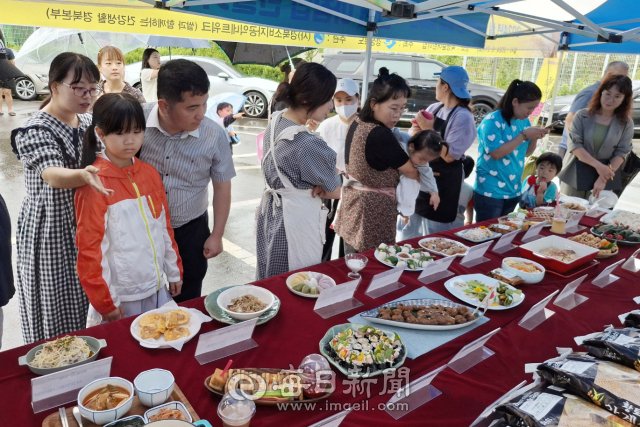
[374,243,434,271]
[319,324,407,378]
[360,298,484,331]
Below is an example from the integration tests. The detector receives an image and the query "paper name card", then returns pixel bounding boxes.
[366,267,405,294]
[447,328,501,366]
[31,357,113,413]
[314,279,360,311]
[522,221,546,240]
[460,241,491,263]
[387,364,447,405]
[417,256,455,279]
[492,230,519,252]
[195,318,258,355]
[565,211,585,230]
[308,409,352,427]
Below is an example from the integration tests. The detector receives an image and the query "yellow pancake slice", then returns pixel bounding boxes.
[164,326,190,341]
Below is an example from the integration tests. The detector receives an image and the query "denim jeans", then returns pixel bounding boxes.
[473,192,520,222]
[396,213,428,242]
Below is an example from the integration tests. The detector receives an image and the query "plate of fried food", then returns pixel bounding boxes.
[130,304,212,349]
[569,232,619,259]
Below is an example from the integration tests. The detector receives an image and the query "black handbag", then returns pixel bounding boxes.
[574,158,622,191]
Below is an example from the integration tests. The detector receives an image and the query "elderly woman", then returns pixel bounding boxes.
[559,74,634,199]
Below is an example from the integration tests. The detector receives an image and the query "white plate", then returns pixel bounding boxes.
[285,272,336,299]
[455,228,502,243]
[130,307,202,349]
[360,298,484,331]
[444,274,525,311]
[418,237,469,257]
[373,250,434,271]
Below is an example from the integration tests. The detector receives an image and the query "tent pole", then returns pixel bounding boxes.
[361,9,376,107]
[545,42,565,128]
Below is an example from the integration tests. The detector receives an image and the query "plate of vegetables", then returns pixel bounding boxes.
[374,243,434,271]
[444,274,525,310]
[591,223,640,245]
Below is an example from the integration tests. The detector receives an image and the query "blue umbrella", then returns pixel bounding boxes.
[206,92,247,121]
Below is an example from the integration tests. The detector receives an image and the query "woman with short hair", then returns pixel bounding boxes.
[559,74,634,199]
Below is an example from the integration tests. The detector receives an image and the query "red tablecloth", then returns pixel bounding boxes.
[4,217,640,427]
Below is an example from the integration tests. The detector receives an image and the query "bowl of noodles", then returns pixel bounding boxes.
[19,335,107,375]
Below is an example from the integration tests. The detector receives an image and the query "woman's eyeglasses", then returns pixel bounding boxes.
[386,106,408,117]
[60,82,100,97]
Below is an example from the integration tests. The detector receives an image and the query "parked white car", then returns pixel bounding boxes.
[125,55,279,118]
[11,50,50,101]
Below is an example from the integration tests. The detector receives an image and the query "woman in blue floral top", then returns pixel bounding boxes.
[474,80,550,222]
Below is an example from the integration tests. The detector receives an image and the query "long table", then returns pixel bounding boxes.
[3,216,640,426]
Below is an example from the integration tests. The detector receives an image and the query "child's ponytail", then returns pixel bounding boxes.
[408,130,449,157]
[80,93,146,168]
[81,124,100,168]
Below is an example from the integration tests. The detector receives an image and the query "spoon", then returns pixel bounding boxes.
[72,407,83,427]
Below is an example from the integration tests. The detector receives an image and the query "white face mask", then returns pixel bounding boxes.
[335,103,358,120]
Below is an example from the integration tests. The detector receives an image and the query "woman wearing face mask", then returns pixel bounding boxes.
[558,75,634,199]
[256,63,342,280]
[316,78,360,261]
[140,48,161,103]
[11,53,112,343]
[408,66,477,235]
[474,80,549,222]
[334,73,420,254]
[96,46,145,102]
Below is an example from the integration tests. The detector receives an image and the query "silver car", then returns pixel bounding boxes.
[11,50,50,101]
[125,55,279,118]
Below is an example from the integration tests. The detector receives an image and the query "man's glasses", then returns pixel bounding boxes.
[60,82,99,97]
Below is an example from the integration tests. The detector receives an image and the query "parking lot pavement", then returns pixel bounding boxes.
[1,100,639,351]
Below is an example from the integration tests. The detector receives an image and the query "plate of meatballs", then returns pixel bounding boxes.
[359,298,484,331]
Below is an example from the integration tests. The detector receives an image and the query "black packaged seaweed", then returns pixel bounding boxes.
[582,328,640,372]
[537,353,640,425]
[624,313,640,329]
[495,383,632,427]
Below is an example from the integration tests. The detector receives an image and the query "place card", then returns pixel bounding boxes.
[459,241,492,268]
[520,221,546,243]
[518,290,559,331]
[469,380,528,427]
[623,249,640,273]
[384,364,447,420]
[31,357,113,413]
[308,409,352,427]
[564,211,586,234]
[417,255,455,285]
[194,318,259,365]
[365,267,406,299]
[586,206,608,218]
[314,279,363,319]
[592,258,625,288]
[491,230,519,254]
[447,328,501,374]
[553,274,588,310]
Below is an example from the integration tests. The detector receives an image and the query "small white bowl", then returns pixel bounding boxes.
[144,401,192,423]
[77,377,134,426]
[134,369,175,407]
[502,257,546,284]
[217,285,274,320]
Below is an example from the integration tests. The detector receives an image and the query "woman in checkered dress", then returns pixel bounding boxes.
[256,63,341,280]
[12,53,111,343]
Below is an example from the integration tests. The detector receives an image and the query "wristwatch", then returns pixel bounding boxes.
[521,129,528,140]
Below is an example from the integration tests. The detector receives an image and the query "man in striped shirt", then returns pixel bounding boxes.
[140,59,236,302]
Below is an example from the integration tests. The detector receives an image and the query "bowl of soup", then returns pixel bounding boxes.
[78,377,134,425]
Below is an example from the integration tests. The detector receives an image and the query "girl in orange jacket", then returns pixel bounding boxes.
[75,93,183,326]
